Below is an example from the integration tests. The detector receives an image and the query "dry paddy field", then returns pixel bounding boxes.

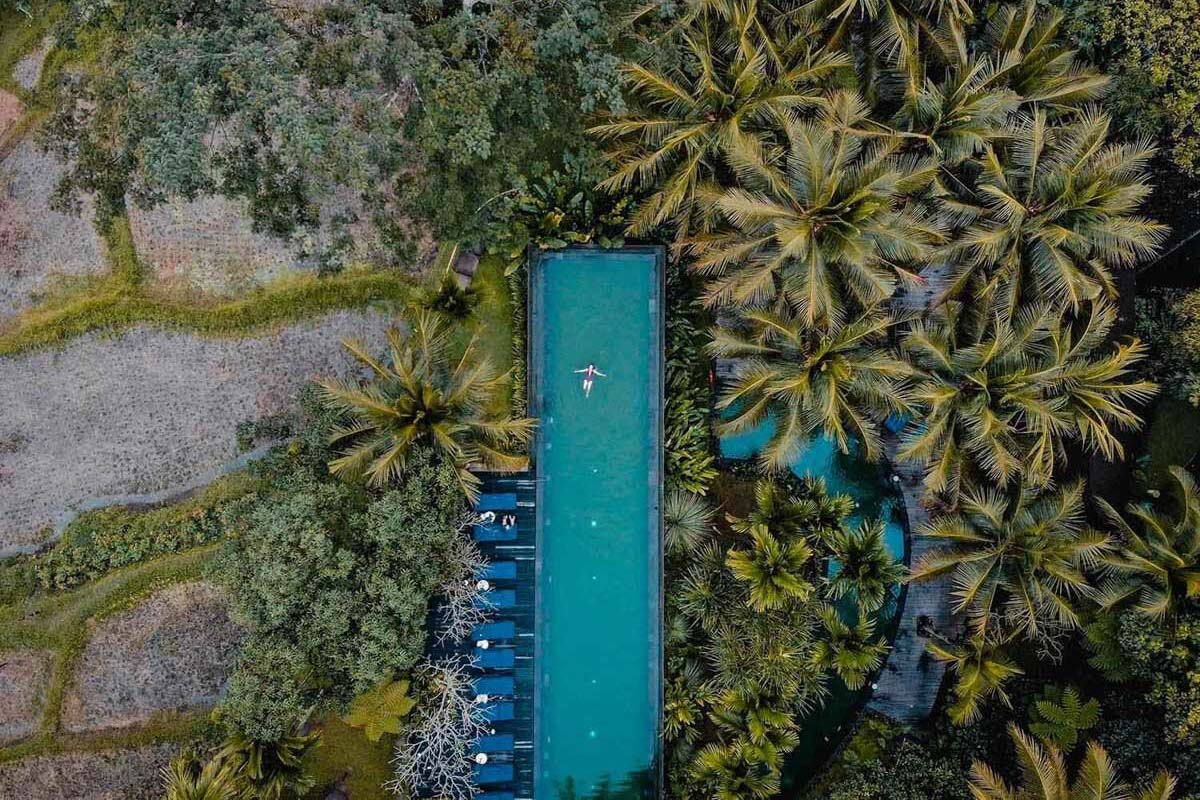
[0,141,107,321]
[61,581,244,733]
[0,309,397,553]
[0,744,176,800]
[0,649,54,744]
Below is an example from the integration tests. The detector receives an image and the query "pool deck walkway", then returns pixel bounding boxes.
[864,431,959,723]
[429,471,537,800]
[867,263,960,724]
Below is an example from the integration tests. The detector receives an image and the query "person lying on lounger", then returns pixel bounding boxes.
[574,364,607,397]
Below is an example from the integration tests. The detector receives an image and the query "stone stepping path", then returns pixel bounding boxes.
[0,743,175,800]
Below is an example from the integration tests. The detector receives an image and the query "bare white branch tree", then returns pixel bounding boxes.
[388,656,489,800]
[437,536,493,645]
[435,517,494,646]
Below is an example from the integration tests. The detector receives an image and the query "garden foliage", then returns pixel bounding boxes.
[216,421,467,741]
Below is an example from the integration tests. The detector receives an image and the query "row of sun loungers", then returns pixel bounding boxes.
[468,492,521,799]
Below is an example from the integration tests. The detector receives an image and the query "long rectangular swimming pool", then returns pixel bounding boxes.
[530,247,663,800]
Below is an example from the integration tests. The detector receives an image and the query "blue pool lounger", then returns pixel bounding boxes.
[473,589,516,609]
[475,649,515,670]
[477,561,517,580]
[481,701,515,722]
[473,523,518,542]
[476,493,517,511]
[473,764,514,785]
[472,621,516,642]
[473,734,515,754]
[473,676,515,697]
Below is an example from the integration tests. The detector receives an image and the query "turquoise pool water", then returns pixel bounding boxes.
[720,421,906,562]
[719,419,907,790]
[531,248,663,800]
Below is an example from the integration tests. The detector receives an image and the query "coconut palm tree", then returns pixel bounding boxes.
[824,518,905,612]
[793,0,974,98]
[726,527,816,611]
[811,605,889,689]
[899,300,1156,498]
[927,627,1024,725]
[161,754,236,800]
[666,489,718,556]
[689,740,780,800]
[691,90,944,325]
[710,303,915,467]
[982,0,1110,114]
[590,2,846,242]
[214,731,322,800]
[969,724,1176,800]
[944,108,1167,317]
[911,481,1111,643]
[1096,466,1200,619]
[891,56,1020,166]
[890,1,1107,166]
[319,310,536,501]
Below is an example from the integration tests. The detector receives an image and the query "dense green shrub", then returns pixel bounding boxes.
[29,475,256,592]
[663,475,899,799]
[508,264,528,419]
[1065,0,1200,175]
[1135,288,1200,405]
[44,0,647,244]
[216,447,467,741]
[486,154,633,273]
[1097,713,1200,797]
[1113,604,1200,745]
[822,736,969,800]
[664,269,717,495]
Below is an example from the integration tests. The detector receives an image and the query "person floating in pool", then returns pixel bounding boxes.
[574,364,607,397]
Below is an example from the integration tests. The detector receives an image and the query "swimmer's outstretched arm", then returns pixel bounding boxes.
[594,369,607,377]
[573,368,589,373]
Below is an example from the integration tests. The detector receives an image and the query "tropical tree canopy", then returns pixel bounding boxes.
[900,300,1156,496]
[811,606,889,690]
[911,481,1110,643]
[1096,466,1200,619]
[944,108,1168,316]
[968,725,1176,800]
[824,518,904,612]
[691,90,943,327]
[591,1,846,241]
[711,303,914,467]
[319,310,535,499]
